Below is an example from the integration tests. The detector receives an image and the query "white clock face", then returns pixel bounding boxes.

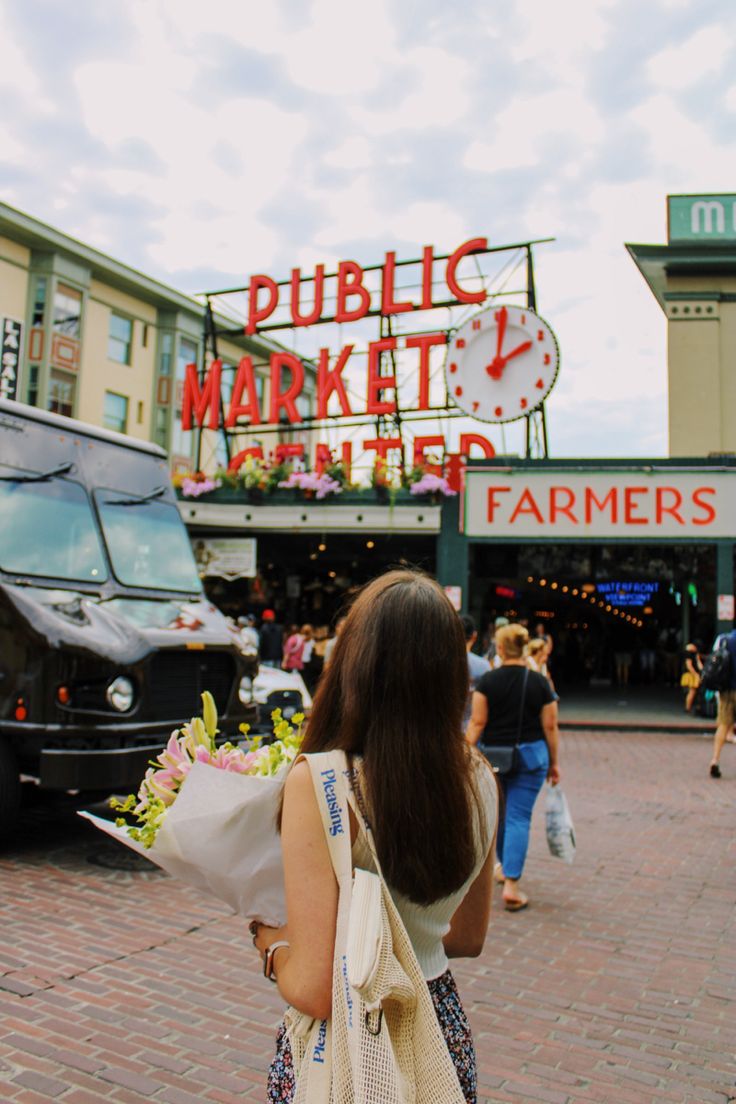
[446,303,560,423]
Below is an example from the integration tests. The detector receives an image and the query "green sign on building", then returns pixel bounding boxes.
[668,194,736,243]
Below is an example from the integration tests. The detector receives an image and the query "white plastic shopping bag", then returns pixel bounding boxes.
[545,783,576,864]
[80,760,286,924]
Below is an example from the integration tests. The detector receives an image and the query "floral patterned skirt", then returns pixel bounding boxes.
[266,968,477,1103]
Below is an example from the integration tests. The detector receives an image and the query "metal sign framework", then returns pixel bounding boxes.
[197,237,554,470]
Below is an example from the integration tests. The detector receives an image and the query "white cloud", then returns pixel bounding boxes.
[353,45,472,135]
[647,25,732,90]
[464,90,602,174]
[323,137,374,170]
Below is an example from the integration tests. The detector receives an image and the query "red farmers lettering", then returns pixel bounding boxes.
[655,486,684,524]
[692,486,716,525]
[584,487,617,523]
[624,487,649,525]
[487,486,511,523]
[509,488,544,524]
[550,486,578,524]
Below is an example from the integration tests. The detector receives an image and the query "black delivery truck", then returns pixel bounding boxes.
[0,398,257,837]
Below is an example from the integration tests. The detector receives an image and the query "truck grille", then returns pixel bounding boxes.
[148,650,236,721]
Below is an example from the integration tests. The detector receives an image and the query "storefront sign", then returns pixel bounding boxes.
[596,581,659,607]
[193,537,256,578]
[0,318,22,401]
[464,470,736,539]
[717,594,734,621]
[668,194,736,244]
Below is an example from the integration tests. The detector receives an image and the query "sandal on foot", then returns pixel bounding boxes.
[503,893,529,912]
[493,863,505,884]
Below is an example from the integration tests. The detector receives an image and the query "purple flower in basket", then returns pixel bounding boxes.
[409,473,457,497]
[278,471,343,499]
[181,477,220,498]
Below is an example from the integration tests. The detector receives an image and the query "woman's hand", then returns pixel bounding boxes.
[547,762,561,785]
[250,921,288,963]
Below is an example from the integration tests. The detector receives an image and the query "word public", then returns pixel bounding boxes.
[181,237,497,460]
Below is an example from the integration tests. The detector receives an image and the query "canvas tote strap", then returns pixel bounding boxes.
[295,751,355,1103]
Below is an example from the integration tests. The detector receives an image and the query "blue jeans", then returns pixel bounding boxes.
[496,741,549,881]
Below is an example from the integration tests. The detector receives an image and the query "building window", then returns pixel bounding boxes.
[52,283,82,338]
[32,277,47,327]
[142,323,149,348]
[103,391,129,434]
[26,365,39,407]
[154,406,168,450]
[47,370,76,417]
[159,332,173,375]
[170,336,198,461]
[108,313,133,365]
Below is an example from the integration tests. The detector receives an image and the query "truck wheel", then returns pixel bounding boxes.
[0,742,21,841]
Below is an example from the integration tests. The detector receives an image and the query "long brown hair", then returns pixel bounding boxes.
[297,568,486,905]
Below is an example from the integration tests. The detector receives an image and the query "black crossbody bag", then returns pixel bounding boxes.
[479,667,529,777]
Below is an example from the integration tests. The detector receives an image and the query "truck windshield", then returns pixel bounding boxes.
[0,470,107,582]
[95,492,202,592]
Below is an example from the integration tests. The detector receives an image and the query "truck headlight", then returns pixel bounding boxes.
[238,676,253,704]
[106,676,135,712]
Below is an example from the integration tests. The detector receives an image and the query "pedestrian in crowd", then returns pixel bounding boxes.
[304,624,328,691]
[259,609,283,668]
[298,624,315,687]
[484,615,509,667]
[251,570,498,1103]
[466,622,561,912]
[237,613,260,655]
[525,637,557,696]
[322,614,345,667]
[709,625,736,778]
[680,642,703,714]
[281,624,304,671]
[460,614,491,729]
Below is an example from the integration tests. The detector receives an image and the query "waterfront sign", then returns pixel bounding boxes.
[668,194,736,244]
[464,469,736,539]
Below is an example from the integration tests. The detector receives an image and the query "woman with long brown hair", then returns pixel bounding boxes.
[252,569,498,1103]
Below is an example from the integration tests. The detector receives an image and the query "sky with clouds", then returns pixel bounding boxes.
[1,0,734,460]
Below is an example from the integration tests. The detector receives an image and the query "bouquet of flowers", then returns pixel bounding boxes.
[79,693,303,925]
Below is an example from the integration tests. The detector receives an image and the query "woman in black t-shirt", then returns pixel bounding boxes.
[466,623,561,911]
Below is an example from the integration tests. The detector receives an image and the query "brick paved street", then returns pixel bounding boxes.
[0,728,734,1104]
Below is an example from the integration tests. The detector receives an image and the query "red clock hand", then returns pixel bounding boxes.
[495,306,507,359]
[502,340,532,363]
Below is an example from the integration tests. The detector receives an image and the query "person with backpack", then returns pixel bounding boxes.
[251,570,498,1102]
[704,627,736,778]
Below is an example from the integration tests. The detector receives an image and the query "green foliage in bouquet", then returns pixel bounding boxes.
[111,692,304,848]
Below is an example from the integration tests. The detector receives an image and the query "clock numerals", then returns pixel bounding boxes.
[520,397,528,410]
[472,401,479,413]
[537,330,544,342]
[472,319,481,330]
[521,313,526,325]
[449,362,457,374]
[544,353,551,365]
[455,338,465,349]
[535,378,545,389]
[454,385,463,397]
[494,405,503,418]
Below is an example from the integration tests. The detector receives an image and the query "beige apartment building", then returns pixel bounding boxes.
[0,202,312,473]
[628,193,736,457]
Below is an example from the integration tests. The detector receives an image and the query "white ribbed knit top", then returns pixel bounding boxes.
[351,758,498,980]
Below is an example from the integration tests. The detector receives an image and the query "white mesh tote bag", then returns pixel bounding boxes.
[284,749,467,1103]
